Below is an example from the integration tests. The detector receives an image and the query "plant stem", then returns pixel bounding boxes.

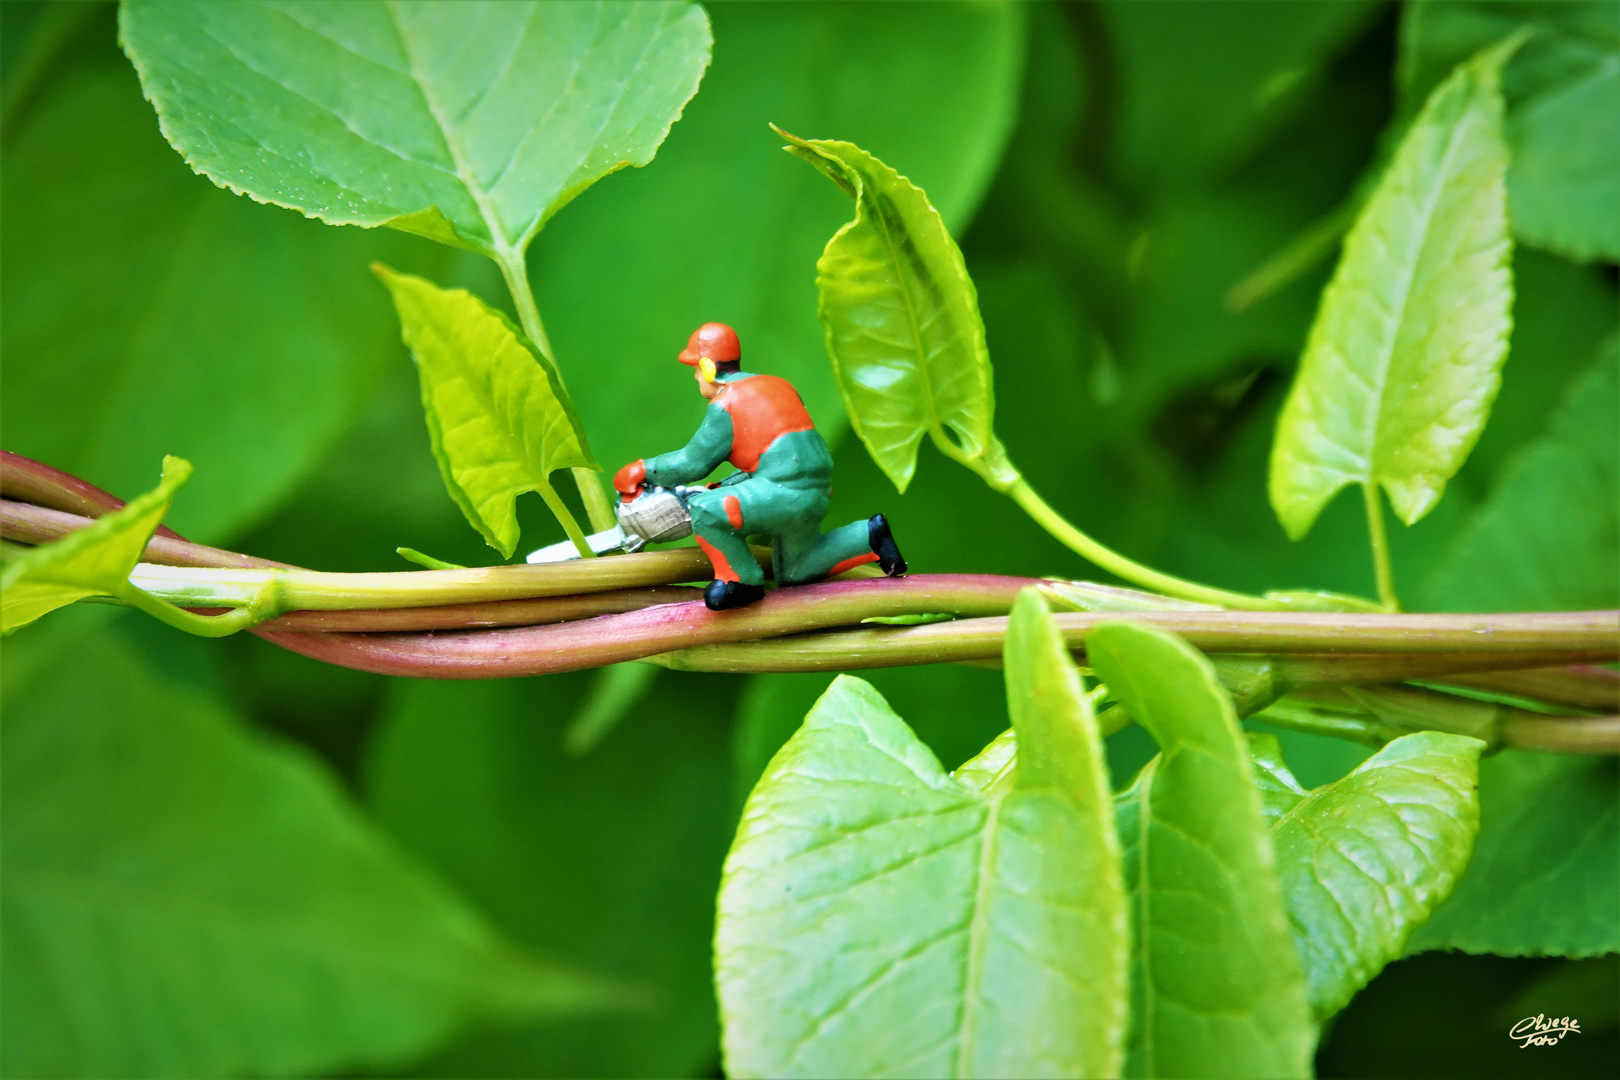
[1363,482,1401,611]
[533,477,593,560]
[1006,478,1288,610]
[1499,713,1620,755]
[495,248,619,534]
[260,603,1618,681]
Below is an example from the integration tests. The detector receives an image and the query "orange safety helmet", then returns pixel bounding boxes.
[677,322,741,367]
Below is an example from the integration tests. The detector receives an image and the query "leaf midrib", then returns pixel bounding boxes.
[1361,70,1488,476]
[953,789,1004,1078]
[385,0,512,257]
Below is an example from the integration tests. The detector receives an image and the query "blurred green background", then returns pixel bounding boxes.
[2,2,1615,1077]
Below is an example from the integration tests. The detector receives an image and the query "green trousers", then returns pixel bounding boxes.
[686,478,872,586]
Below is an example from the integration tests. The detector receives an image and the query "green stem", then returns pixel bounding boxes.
[496,248,618,535]
[117,580,279,638]
[1363,482,1400,612]
[534,477,593,560]
[1006,478,1286,610]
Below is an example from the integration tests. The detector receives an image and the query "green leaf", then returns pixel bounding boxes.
[1,456,188,635]
[365,672,737,1078]
[119,0,712,256]
[1425,337,1619,612]
[780,130,1019,494]
[1,621,617,1080]
[1407,751,1619,958]
[717,595,1128,1079]
[1250,730,1484,1019]
[374,264,596,558]
[1269,34,1520,539]
[1,11,448,544]
[1091,622,1314,1079]
[1399,0,1620,262]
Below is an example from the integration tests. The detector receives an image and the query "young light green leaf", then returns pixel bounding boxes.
[0,456,188,634]
[999,588,1129,1074]
[2,625,620,1080]
[717,654,1127,1078]
[1251,730,1484,1019]
[779,128,1018,494]
[374,264,596,559]
[1269,34,1521,540]
[119,0,712,256]
[1091,622,1314,1079]
[1399,0,1620,262]
[1425,337,1619,612]
[1408,750,1618,958]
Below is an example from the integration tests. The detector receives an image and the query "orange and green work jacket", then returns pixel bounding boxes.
[642,370,831,490]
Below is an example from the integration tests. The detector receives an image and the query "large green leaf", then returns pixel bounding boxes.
[532,2,1024,478]
[1269,35,1518,540]
[717,597,1127,1079]
[365,671,737,1079]
[1,10,448,544]
[119,0,711,257]
[374,264,596,558]
[1399,0,1620,262]
[1248,731,1484,1019]
[1407,751,1618,958]
[1,456,187,635]
[1,618,615,1080]
[1424,337,1619,612]
[1092,622,1314,1079]
[781,132,1017,494]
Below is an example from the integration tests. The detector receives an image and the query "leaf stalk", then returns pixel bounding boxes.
[1363,483,1402,612]
[495,247,619,536]
[1006,478,1287,610]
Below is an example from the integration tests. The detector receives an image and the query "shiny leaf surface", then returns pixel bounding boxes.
[1270,36,1518,538]
[1251,731,1484,1018]
[119,0,711,255]
[783,132,1018,494]
[717,615,1126,1080]
[1092,622,1314,1079]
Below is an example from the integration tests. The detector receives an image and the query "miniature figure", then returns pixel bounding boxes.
[611,322,906,610]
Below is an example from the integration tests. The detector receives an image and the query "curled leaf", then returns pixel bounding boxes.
[780,128,1018,493]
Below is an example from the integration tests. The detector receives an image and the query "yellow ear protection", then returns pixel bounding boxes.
[698,357,718,384]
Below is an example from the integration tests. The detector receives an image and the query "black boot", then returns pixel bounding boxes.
[704,579,766,611]
[868,515,907,577]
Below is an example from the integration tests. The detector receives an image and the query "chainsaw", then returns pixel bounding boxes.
[526,484,702,563]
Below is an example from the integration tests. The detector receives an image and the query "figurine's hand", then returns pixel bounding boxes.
[613,459,647,500]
